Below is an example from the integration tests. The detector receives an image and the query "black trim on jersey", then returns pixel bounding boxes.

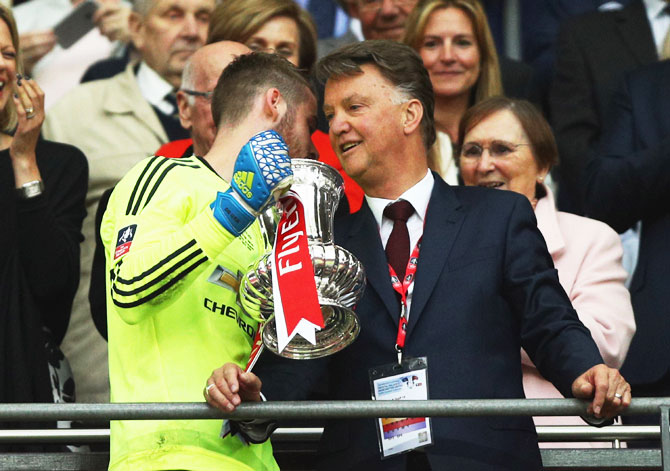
[128,158,201,215]
[111,256,208,308]
[196,155,225,181]
[114,239,199,285]
[142,161,199,212]
[126,155,162,215]
[131,157,171,215]
[112,248,204,297]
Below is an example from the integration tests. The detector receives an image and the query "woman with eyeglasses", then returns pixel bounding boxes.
[207,0,317,73]
[458,96,635,447]
[403,0,502,184]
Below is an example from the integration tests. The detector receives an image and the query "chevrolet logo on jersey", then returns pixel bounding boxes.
[207,265,242,292]
[233,171,254,199]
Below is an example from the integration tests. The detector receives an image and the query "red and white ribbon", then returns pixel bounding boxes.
[271,190,324,353]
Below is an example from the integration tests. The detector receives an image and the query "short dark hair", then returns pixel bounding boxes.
[316,40,436,150]
[211,52,314,128]
[458,97,559,170]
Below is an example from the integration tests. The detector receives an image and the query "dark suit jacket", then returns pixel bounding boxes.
[257,176,602,471]
[584,61,670,386]
[549,0,657,214]
[499,56,537,103]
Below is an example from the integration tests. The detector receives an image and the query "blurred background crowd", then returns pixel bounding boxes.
[1,0,669,459]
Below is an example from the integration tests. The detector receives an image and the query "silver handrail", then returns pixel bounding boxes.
[1,400,668,470]
[0,398,667,422]
[0,425,662,444]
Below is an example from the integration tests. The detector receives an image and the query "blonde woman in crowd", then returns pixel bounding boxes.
[0,4,87,426]
[404,0,502,184]
[208,0,317,72]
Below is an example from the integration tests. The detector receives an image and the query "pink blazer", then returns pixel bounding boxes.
[522,186,636,447]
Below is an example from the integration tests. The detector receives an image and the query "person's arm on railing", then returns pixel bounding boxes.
[204,363,277,444]
[205,363,263,411]
[571,363,631,420]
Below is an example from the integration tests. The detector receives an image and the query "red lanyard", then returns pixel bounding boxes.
[388,238,421,364]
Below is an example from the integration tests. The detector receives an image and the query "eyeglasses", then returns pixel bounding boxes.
[357,0,417,13]
[460,141,530,160]
[181,89,214,101]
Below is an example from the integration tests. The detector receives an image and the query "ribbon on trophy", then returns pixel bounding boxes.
[271,190,324,353]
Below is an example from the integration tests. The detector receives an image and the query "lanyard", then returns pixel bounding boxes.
[388,237,422,364]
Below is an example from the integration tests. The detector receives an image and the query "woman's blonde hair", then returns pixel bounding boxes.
[404,0,502,103]
[0,4,23,133]
[207,0,318,73]
[403,0,503,174]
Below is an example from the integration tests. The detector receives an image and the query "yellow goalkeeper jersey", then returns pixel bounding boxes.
[101,155,277,471]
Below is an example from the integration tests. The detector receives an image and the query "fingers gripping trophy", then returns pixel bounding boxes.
[221,131,365,361]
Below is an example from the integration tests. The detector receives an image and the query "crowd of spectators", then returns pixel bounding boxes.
[0,0,668,468]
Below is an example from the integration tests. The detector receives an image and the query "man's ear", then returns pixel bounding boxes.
[262,88,287,125]
[176,91,192,131]
[128,12,144,50]
[402,99,423,136]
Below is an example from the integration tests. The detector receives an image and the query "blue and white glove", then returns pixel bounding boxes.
[212,130,293,236]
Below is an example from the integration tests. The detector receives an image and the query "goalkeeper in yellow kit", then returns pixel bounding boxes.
[101,52,317,471]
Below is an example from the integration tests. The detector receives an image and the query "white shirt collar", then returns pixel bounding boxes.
[366,170,434,230]
[644,0,668,18]
[136,61,176,115]
[350,18,364,42]
[365,170,434,319]
[643,0,670,54]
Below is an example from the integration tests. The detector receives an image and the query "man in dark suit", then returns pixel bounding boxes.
[584,59,670,443]
[549,0,658,213]
[206,41,630,471]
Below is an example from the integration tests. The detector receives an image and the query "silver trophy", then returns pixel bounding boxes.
[240,159,366,359]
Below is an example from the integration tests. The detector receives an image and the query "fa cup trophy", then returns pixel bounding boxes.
[240,159,366,359]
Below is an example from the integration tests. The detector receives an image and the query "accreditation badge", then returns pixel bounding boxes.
[369,357,433,459]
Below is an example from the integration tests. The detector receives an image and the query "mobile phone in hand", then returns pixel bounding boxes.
[53,0,99,49]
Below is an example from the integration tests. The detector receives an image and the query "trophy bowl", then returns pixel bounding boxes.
[240,159,366,359]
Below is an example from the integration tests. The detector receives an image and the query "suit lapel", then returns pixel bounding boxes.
[407,178,464,337]
[338,202,400,323]
[614,0,658,65]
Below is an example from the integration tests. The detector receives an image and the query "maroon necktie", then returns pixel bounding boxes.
[384,200,414,280]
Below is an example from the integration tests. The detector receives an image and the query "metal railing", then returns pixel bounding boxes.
[0,425,661,443]
[1,398,669,470]
[0,397,666,420]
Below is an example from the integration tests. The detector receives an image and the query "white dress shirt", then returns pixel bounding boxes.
[365,170,434,318]
[644,0,670,55]
[136,62,176,116]
[434,131,458,185]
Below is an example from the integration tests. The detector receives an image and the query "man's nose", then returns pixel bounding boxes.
[379,0,400,16]
[329,112,350,135]
[180,13,199,37]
